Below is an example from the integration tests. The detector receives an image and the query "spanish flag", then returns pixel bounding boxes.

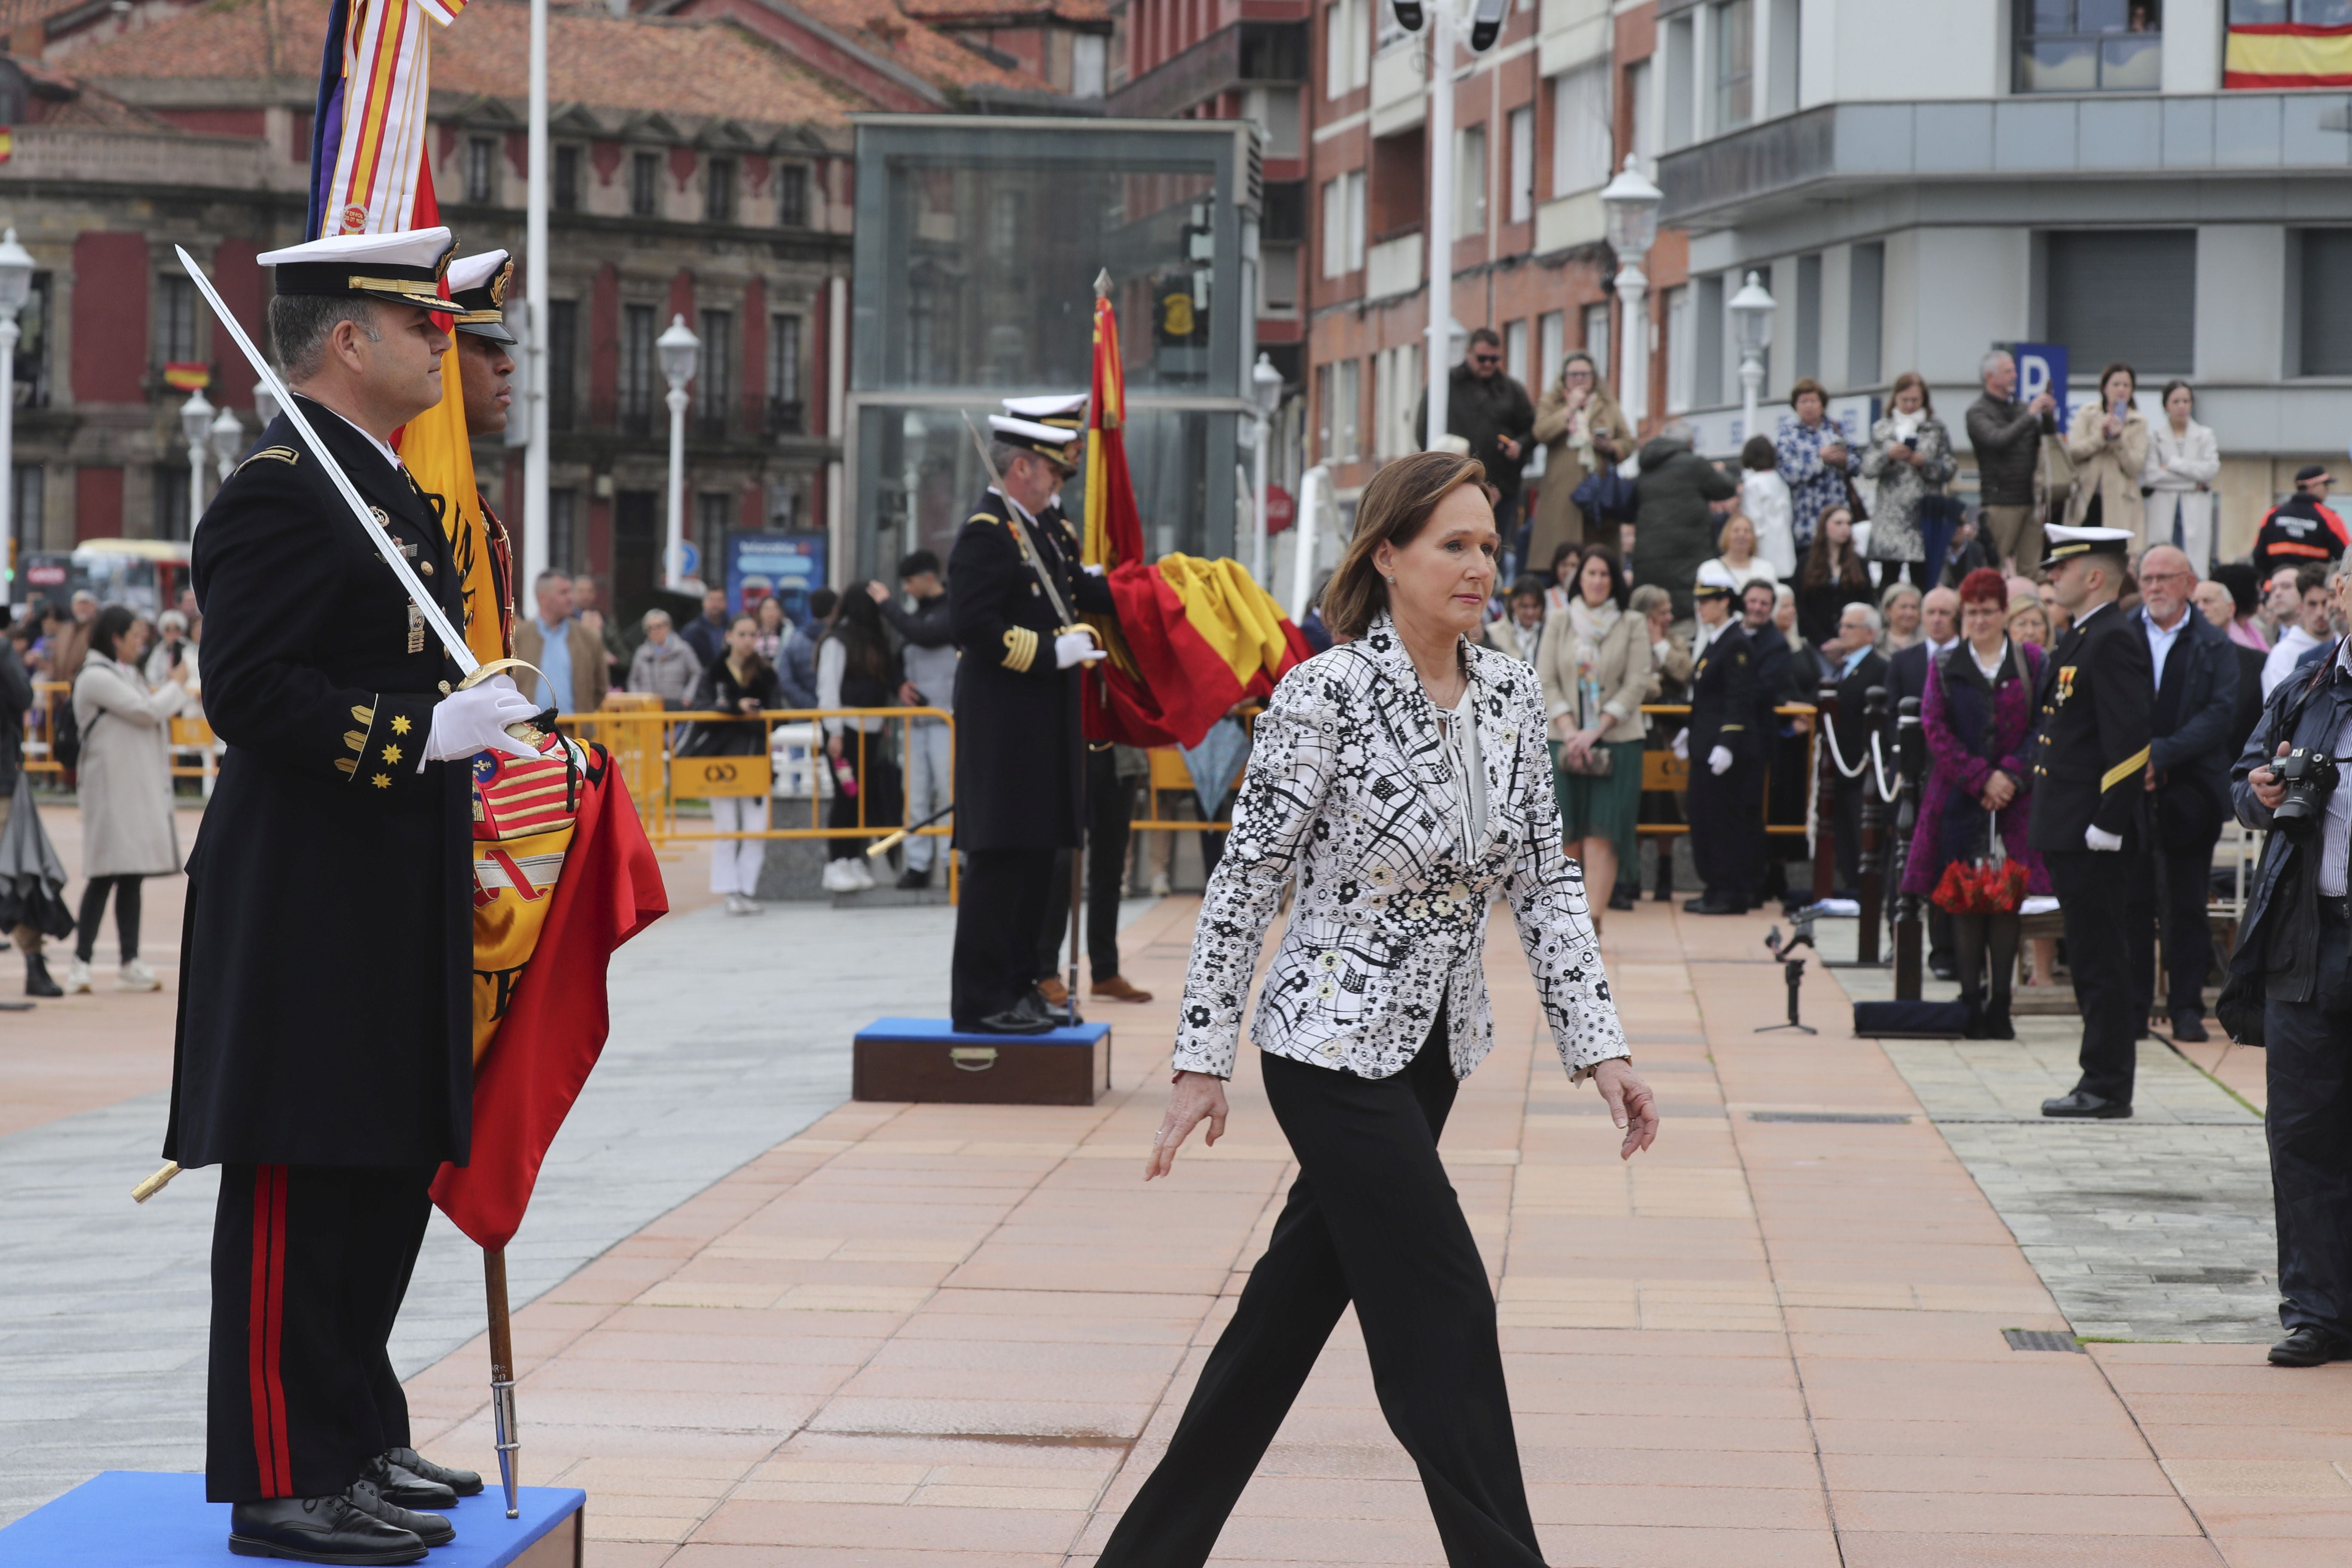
[1081,288,1310,748]
[2225,21,2352,87]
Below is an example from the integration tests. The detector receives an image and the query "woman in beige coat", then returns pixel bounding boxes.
[65,606,192,992]
[1527,351,1629,572]
[2063,361,2150,546]
[1537,544,1657,923]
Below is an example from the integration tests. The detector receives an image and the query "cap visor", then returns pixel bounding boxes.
[456,319,518,346]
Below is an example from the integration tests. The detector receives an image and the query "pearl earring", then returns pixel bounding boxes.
[1385,575,1397,586]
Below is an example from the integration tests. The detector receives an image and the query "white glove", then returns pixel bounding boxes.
[1671,729,1689,761]
[1708,744,1734,776]
[425,674,540,763]
[1055,631,1108,670]
[2084,824,2123,852]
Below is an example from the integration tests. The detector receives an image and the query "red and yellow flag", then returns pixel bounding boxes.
[2226,22,2352,87]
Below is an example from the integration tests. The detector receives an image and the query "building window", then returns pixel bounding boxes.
[1072,33,1107,97]
[549,488,579,574]
[1320,172,1366,277]
[1794,252,1822,382]
[697,492,731,576]
[554,144,581,212]
[1506,106,1534,225]
[1712,0,1754,132]
[1664,286,1692,413]
[630,150,659,217]
[696,308,733,435]
[1625,59,1651,167]
[1848,240,1884,388]
[2046,229,2195,376]
[2298,229,2352,376]
[1537,310,1565,390]
[778,163,809,227]
[1502,319,1529,387]
[546,299,578,432]
[1551,63,1611,198]
[465,137,496,204]
[705,157,737,224]
[16,272,49,410]
[155,464,190,542]
[1455,123,1486,239]
[155,275,198,369]
[1373,343,1422,459]
[1694,273,1725,408]
[1261,245,1299,314]
[12,464,42,558]
[1319,356,1361,462]
[2015,0,2162,94]
[620,303,655,433]
[1582,301,1611,386]
[768,314,804,433]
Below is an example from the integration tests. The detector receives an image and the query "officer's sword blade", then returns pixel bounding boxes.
[173,246,479,677]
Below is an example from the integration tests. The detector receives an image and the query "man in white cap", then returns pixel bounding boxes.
[2029,523,2153,1118]
[443,248,520,656]
[1682,560,1759,915]
[948,407,1114,1032]
[168,227,537,1563]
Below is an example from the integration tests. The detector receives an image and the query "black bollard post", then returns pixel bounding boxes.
[1812,679,1840,906]
[1855,685,1887,966]
[1892,695,1926,1000]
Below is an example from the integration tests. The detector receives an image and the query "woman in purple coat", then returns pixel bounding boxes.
[1901,567,2049,1038]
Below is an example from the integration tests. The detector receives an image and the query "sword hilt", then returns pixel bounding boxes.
[132,1162,181,1203]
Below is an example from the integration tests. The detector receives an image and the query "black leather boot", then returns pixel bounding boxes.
[1959,986,1986,1040]
[227,1496,425,1564]
[23,952,61,998]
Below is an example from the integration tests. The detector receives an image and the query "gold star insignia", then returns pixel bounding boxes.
[371,773,392,789]
[381,744,403,765]
[390,714,412,735]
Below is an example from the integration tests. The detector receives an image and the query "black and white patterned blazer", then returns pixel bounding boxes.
[1172,611,1630,1083]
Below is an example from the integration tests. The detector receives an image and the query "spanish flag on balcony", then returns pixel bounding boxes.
[2225,21,2352,87]
[1081,279,1312,750]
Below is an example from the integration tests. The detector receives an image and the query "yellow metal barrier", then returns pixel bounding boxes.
[1631,702,1819,839]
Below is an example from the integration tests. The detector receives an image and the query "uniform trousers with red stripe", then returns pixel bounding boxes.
[207,1164,435,1502]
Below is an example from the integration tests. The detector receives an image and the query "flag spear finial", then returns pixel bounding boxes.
[1093,268,1112,299]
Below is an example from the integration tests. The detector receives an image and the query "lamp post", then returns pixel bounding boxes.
[656,313,700,588]
[1249,352,1282,585]
[0,228,33,594]
[1422,0,1456,451]
[208,405,244,481]
[254,381,279,428]
[179,387,215,530]
[1599,156,1661,441]
[1727,270,1776,447]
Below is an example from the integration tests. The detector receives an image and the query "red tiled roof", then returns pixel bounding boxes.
[700,0,1051,94]
[894,0,1106,25]
[74,0,874,127]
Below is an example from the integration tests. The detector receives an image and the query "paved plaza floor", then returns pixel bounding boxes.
[4,822,2352,1565]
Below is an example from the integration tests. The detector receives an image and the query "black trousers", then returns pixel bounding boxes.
[75,873,142,962]
[1095,1021,1546,1568]
[2266,913,2352,1339]
[2046,848,2140,1103]
[825,733,902,861]
[2133,840,2217,1022]
[1687,756,1760,904]
[952,848,1055,1028]
[208,1164,432,1502]
[1038,748,1136,983]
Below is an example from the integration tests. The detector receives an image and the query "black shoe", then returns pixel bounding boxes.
[2170,1013,2210,1043]
[23,953,60,998]
[344,1480,453,1548]
[894,867,931,891]
[2041,1090,2132,1119]
[1984,1004,2015,1041]
[1683,894,1746,916]
[1608,889,1635,912]
[970,991,1057,1035]
[1959,990,1986,1041]
[2268,1325,2352,1367]
[381,1449,481,1498]
[359,1455,454,1511]
[228,1496,426,1565]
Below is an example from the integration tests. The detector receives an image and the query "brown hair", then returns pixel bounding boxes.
[1788,377,1828,410]
[1889,371,1933,415]
[1322,450,1488,640]
[1799,506,1868,591]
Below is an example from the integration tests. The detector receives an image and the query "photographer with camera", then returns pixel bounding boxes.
[2225,556,2352,1366]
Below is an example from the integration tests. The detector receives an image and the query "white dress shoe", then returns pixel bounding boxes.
[117,959,161,992]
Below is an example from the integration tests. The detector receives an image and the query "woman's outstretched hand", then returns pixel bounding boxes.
[1592,1058,1659,1160]
[1146,1070,1230,1180]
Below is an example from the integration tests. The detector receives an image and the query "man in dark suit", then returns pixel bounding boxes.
[2030,526,2155,1118]
[1739,581,1793,906]
[1684,564,1758,914]
[1817,600,1889,900]
[2135,546,2240,1042]
[174,228,516,1562]
[1885,586,1962,974]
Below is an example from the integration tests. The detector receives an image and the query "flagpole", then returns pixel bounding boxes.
[521,0,549,590]
[484,1248,521,1519]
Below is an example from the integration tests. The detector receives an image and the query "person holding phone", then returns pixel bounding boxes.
[2063,361,2150,548]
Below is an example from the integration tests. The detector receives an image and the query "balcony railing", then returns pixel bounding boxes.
[766,397,806,436]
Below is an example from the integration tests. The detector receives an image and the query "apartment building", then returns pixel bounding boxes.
[1656,0,2352,553]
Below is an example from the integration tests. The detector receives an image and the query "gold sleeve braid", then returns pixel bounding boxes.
[336,701,378,780]
[1002,626,1039,674]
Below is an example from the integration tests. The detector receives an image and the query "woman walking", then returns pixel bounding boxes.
[1107,450,1658,1568]
[1899,568,2048,1037]
[817,585,903,891]
[66,606,192,992]
[1538,544,1654,930]
[2144,380,2220,569]
[1526,350,1627,568]
[688,614,781,916]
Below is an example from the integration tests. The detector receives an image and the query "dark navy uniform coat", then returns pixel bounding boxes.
[2027,597,2153,854]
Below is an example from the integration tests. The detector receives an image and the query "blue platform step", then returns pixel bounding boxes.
[853,1016,1111,1105]
[0,1472,584,1568]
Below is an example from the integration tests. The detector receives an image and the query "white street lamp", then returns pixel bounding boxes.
[1249,352,1283,586]
[179,386,214,530]
[254,381,279,427]
[1599,155,1662,442]
[0,227,34,593]
[208,404,244,481]
[656,313,700,588]
[1421,1,1458,451]
[1727,270,1776,448]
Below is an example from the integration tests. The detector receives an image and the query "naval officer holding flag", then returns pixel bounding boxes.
[167,228,537,1565]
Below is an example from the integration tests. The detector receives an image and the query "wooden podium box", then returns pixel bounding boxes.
[853,1017,1110,1106]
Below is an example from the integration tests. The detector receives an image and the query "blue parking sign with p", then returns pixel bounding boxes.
[2011,342,2067,419]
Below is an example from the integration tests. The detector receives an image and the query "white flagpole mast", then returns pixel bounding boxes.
[522,0,550,588]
